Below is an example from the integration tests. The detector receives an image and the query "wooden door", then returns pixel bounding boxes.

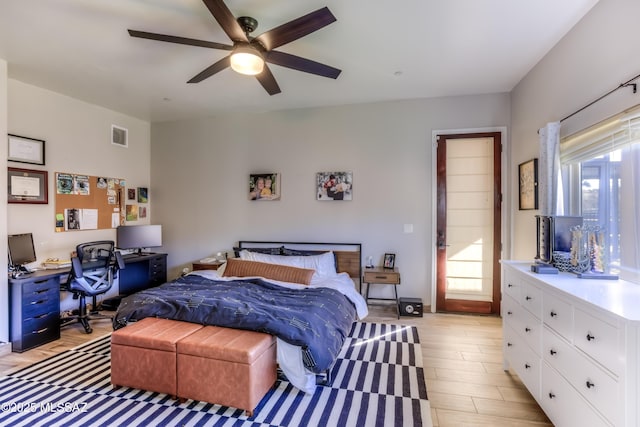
[436,132,502,314]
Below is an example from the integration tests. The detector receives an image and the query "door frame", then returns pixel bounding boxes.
[430,127,509,313]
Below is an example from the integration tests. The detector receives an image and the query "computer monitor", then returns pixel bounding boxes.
[116,225,162,255]
[8,232,37,270]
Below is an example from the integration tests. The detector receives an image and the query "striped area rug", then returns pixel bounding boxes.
[0,322,431,427]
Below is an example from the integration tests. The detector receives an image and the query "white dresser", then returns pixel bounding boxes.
[502,261,640,427]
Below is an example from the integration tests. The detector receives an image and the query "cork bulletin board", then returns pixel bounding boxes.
[54,172,126,232]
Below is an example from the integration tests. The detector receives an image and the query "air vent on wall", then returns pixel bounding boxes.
[111,125,128,147]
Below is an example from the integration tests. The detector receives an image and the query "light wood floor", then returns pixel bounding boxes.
[0,307,552,427]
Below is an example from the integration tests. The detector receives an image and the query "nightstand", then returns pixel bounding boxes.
[192,261,224,271]
[363,267,401,319]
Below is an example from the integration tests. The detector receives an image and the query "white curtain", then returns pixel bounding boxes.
[622,143,640,282]
[538,121,563,216]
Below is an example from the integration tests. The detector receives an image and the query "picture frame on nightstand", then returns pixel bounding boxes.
[383,253,396,269]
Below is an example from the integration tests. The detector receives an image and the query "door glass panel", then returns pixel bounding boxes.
[445,137,494,301]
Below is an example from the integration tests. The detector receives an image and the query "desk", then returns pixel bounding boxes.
[363,267,401,319]
[8,253,167,352]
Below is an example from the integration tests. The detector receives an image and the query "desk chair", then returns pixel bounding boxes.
[60,240,125,333]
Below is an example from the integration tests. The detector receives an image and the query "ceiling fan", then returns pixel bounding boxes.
[128,0,341,95]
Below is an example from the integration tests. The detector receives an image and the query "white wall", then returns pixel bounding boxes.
[510,0,640,260]
[7,80,152,310]
[151,94,510,307]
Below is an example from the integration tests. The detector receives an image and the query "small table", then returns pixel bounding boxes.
[192,261,224,271]
[363,267,401,319]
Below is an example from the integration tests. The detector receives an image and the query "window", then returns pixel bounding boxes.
[560,106,640,282]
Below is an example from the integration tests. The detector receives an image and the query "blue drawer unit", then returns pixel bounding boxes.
[10,274,61,352]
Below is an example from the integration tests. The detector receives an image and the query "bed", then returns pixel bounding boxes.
[113,241,367,394]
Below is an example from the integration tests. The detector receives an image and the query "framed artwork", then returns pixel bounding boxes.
[8,134,45,165]
[317,171,352,201]
[8,167,48,204]
[249,173,281,200]
[127,188,136,200]
[383,253,396,269]
[137,187,148,203]
[518,158,538,210]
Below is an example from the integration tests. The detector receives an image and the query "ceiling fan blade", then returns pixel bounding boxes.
[201,0,248,42]
[256,65,281,95]
[255,7,336,51]
[128,30,233,51]
[187,56,231,83]
[266,50,341,79]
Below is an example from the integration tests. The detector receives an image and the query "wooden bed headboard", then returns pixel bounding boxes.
[237,241,362,280]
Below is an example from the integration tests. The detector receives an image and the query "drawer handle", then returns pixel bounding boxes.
[550,311,557,317]
[34,313,49,319]
[508,283,513,288]
[507,342,513,347]
[548,392,555,399]
[525,327,531,333]
[525,296,532,301]
[549,349,557,356]
[32,327,49,334]
[507,311,513,315]
[30,300,46,305]
[374,276,388,279]
[34,289,50,294]
[586,333,595,341]
[524,363,531,369]
[586,380,595,389]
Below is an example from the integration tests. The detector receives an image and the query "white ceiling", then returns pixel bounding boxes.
[0,0,599,123]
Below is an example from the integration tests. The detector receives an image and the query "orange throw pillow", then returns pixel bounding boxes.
[222,258,315,285]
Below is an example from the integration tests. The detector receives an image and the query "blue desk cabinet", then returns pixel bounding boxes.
[118,253,167,295]
[9,273,62,352]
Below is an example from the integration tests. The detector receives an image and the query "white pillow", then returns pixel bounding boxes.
[239,250,337,277]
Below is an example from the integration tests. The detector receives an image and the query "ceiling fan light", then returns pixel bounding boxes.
[230,46,264,75]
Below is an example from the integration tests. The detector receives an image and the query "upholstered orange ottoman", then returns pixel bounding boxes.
[111,317,203,397]
[177,326,277,416]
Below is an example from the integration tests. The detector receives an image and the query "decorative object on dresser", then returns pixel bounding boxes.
[502,261,636,427]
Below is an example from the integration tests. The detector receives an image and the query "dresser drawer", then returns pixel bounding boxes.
[542,362,610,427]
[503,269,521,300]
[513,343,541,399]
[543,326,617,423]
[22,296,58,320]
[363,271,400,284]
[520,279,542,319]
[22,277,60,300]
[574,308,620,375]
[20,316,60,351]
[543,291,573,340]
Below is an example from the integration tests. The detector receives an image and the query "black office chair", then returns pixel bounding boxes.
[60,240,125,334]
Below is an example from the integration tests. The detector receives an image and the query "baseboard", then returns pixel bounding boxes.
[0,342,12,356]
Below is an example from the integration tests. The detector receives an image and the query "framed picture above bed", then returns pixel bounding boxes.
[317,171,352,201]
[249,173,281,201]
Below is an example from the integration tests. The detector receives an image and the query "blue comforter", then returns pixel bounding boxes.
[113,275,357,373]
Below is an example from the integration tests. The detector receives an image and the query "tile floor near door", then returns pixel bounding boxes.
[0,307,552,427]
